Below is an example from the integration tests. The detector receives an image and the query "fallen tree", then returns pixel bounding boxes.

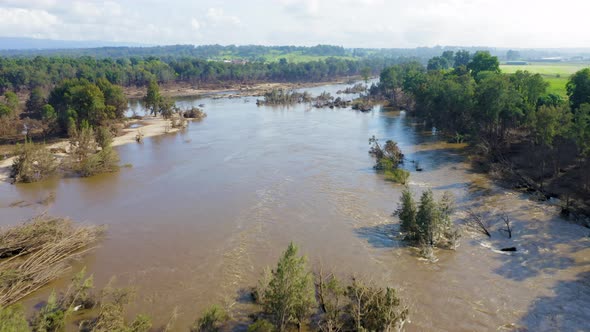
[0,215,104,307]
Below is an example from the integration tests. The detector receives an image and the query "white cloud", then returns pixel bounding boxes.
[191,18,201,30]
[0,7,59,37]
[206,8,240,26]
[0,0,589,47]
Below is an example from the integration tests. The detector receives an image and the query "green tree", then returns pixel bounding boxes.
[144,80,162,116]
[26,87,47,117]
[566,68,590,110]
[361,66,371,83]
[427,56,450,71]
[396,186,418,240]
[453,50,471,68]
[467,51,500,77]
[262,243,316,332]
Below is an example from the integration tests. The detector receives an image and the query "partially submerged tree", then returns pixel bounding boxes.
[11,139,57,183]
[395,188,457,258]
[259,243,316,332]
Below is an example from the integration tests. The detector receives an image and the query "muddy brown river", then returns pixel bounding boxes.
[1,82,589,331]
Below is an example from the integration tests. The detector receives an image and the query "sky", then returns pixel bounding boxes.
[0,0,589,48]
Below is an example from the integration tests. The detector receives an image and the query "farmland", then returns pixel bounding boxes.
[501,62,590,96]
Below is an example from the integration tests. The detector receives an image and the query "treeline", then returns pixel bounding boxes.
[374,50,590,211]
[0,44,348,59]
[0,55,403,93]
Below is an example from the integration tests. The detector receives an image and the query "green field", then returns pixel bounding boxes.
[500,62,590,97]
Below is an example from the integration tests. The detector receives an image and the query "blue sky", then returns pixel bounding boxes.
[0,0,589,48]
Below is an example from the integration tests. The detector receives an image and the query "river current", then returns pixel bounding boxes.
[1,81,588,331]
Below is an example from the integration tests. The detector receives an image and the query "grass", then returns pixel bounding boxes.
[500,62,590,97]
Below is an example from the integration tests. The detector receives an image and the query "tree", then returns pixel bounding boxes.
[467,51,500,77]
[361,66,371,83]
[566,68,590,110]
[441,50,455,63]
[144,79,162,116]
[427,56,450,71]
[26,87,46,117]
[453,50,471,68]
[396,186,418,240]
[506,50,520,61]
[262,243,316,332]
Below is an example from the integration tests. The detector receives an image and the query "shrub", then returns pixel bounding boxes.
[384,168,410,185]
[78,145,120,177]
[247,319,275,332]
[191,305,228,332]
[347,278,408,332]
[11,139,57,183]
[0,305,30,332]
[95,126,114,150]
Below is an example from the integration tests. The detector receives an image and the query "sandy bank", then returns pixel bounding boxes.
[0,117,180,184]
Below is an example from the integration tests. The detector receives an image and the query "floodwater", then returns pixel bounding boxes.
[1,81,589,331]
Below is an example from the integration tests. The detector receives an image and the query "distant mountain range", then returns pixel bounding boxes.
[0,37,150,50]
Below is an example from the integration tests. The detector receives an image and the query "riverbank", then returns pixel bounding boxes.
[0,116,181,184]
[124,77,360,99]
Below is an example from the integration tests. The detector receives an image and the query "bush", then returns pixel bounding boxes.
[183,107,207,119]
[384,168,410,185]
[347,278,408,332]
[247,319,275,332]
[78,145,120,177]
[95,126,114,150]
[191,305,228,332]
[11,139,57,183]
[0,305,30,332]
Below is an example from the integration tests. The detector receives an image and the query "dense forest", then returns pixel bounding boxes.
[372,51,590,214]
[2,43,589,61]
[0,54,405,93]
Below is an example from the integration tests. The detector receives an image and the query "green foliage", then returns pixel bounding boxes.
[26,87,47,116]
[0,305,30,332]
[571,103,590,156]
[144,80,161,116]
[247,319,275,332]
[384,168,410,185]
[467,51,500,77]
[346,278,408,332]
[95,126,114,150]
[453,50,471,68]
[191,305,228,332]
[396,188,456,256]
[567,68,590,110]
[396,187,418,240]
[48,78,125,134]
[79,145,120,177]
[68,125,119,177]
[11,139,57,183]
[31,291,65,332]
[260,243,316,332]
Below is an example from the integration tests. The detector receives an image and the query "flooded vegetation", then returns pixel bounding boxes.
[0,78,588,331]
